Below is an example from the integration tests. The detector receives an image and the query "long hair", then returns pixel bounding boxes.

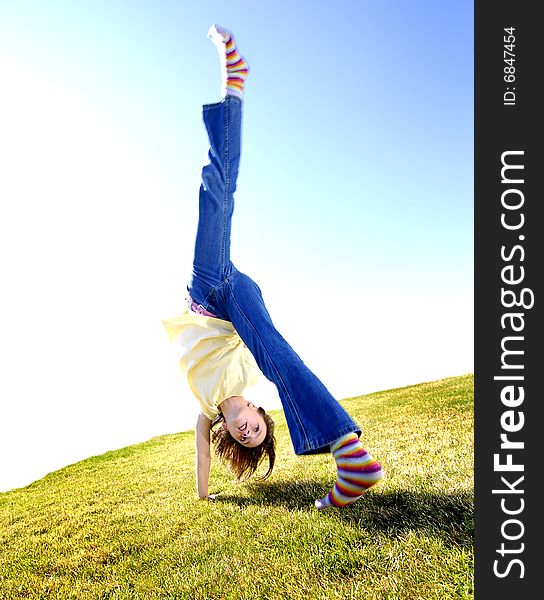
[211,407,276,481]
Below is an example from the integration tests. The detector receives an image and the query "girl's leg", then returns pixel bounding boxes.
[218,271,383,508]
[187,96,240,318]
[219,270,360,454]
[188,27,248,318]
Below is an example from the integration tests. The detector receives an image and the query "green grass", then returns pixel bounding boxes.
[0,374,473,599]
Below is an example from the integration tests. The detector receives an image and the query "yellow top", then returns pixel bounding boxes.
[162,308,261,420]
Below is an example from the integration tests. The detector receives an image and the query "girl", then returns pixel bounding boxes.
[163,25,384,509]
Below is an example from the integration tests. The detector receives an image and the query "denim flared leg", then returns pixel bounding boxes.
[188,95,361,454]
[188,96,242,319]
[216,271,361,455]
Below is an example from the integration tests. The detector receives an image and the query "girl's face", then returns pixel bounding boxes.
[223,402,267,448]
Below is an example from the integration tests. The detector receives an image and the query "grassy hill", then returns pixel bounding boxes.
[0,374,473,599]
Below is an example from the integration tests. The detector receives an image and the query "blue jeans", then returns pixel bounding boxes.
[188,95,361,455]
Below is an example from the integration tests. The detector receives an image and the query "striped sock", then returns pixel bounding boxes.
[315,432,384,509]
[207,24,249,100]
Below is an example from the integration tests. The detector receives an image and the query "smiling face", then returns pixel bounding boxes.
[223,402,267,448]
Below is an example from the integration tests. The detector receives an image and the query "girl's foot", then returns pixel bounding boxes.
[315,432,384,509]
[207,24,249,100]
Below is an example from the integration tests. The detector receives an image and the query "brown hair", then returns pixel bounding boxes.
[211,407,276,481]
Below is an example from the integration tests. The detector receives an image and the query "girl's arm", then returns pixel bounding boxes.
[195,412,212,499]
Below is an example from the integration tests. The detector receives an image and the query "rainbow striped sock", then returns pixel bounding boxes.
[207,24,249,100]
[315,432,384,509]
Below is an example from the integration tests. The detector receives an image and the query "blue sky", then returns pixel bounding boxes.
[0,1,473,491]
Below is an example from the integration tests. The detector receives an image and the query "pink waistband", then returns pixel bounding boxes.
[188,297,217,318]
